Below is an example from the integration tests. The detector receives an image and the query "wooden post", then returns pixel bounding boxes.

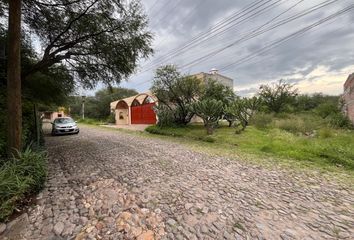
[7,0,22,155]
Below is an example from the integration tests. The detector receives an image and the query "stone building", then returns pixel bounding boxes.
[343,73,354,124]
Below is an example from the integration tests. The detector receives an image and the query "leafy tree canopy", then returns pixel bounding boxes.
[225,97,260,133]
[151,65,203,125]
[258,79,298,113]
[200,79,237,106]
[1,0,153,88]
[0,27,75,106]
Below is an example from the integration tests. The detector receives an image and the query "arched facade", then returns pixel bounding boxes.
[113,93,157,125]
[115,100,129,125]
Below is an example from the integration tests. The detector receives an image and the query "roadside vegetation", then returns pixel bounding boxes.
[147,65,354,176]
[0,147,47,222]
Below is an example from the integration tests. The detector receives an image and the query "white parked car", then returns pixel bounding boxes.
[51,117,79,135]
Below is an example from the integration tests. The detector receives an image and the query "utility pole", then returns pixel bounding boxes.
[82,96,86,120]
[7,0,22,155]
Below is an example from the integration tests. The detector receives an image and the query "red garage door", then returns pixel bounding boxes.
[131,103,156,124]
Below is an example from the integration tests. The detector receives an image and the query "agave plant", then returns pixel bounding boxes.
[192,99,224,135]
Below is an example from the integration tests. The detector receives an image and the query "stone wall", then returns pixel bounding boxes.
[343,73,354,124]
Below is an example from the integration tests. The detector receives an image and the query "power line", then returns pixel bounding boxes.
[179,0,336,70]
[130,2,352,89]
[219,4,354,72]
[150,0,183,29]
[147,0,160,14]
[153,0,204,49]
[143,0,274,70]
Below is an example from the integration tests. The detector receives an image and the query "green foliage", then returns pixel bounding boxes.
[192,99,224,135]
[250,113,273,129]
[318,128,334,139]
[146,125,184,137]
[68,87,138,120]
[316,102,338,119]
[1,28,71,158]
[200,79,236,105]
[294,93,339,112]
[155,105,176,127]
[224,97,260,133]
[76,118,105,125]
[258,79,298,113]
[312,98,352,129]
[0,0,154,87]
[274,116,317,135]
[199,136,216,143]
[145,124,354,173]
[151,65,203,125]
[327,113,353,129]
[0,28,76,107]
[0,147,47,221]
[106,113,116,124]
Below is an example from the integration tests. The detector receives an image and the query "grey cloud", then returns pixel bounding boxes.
[118,0,354,94]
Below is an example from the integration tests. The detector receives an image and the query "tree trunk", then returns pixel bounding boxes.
[227,120,233,127]
[7,0,22,155]
[206,124,213,135]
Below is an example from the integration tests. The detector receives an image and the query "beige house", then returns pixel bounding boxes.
[192,69,234,88]
[41,111,66,122]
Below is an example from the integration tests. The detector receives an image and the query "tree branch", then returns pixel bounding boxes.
[43,0,99,58]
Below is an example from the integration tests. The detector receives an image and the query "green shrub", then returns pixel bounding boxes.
[0,147,47,221]
[318,128,334,139]
[154,105,176,127]
[145,125,183,137]
[197,136,216,143]
[192,99,224,135]
[77,118,104,125]
[260,145,274,153]
[275,112,289,119]
[275,117,316,135]
[106,113,116,124]
[313,145,354,170]
[315,102,338,119]
[250,113,273,129]
[327,113,353,129]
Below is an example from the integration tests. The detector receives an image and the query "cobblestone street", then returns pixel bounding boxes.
[7,124,354,240]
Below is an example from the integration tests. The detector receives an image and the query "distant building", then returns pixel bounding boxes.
[192,69,234,88]
[343,73,354,124]
[41,111,66,122]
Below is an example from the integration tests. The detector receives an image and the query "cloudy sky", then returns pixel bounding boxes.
[91,0,354,96]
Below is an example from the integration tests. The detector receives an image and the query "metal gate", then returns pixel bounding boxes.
[131,103,156,124]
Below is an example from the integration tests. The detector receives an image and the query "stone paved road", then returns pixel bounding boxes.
[17,125,354,239]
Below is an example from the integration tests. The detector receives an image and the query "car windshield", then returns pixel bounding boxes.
[54,118,74,124]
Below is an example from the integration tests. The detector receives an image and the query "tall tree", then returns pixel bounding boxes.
[258,79,298,113]
[21,0,153,87]
[151,65,203,125]
[1,0,153,153]
[7,0,22,154]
